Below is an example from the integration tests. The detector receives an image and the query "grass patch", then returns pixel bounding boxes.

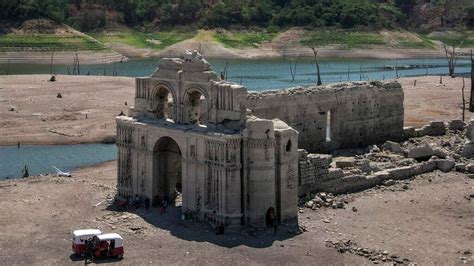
[395,35,434,49]
[92,30,196,50]
[0,34,106,52]
[426,31,474,47]
[300,31,385,48]
[214,31,277,48]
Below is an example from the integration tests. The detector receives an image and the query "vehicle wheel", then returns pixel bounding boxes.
[117,254,123,259]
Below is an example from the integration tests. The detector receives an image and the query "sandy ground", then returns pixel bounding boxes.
[0,51,127,65]
[0,162,472,265]
[0,74,472,146]
[0,75,135,146]
[400,76,473,127]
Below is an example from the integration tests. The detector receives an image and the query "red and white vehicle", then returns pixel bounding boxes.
[72,229,102,256]
[92,233,124,259]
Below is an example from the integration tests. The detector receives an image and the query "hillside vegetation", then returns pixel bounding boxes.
[1,0,472,32]
[0,1,473,55]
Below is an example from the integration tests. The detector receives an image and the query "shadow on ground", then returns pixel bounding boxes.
[106,205,300,248]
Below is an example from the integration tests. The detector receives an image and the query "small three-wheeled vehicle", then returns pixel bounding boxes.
[92,233,124,259]
[72,229,102,256]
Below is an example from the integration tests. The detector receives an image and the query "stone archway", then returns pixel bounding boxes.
[182,88,208,126]
[153,137,182,207]
[150,85,176,120]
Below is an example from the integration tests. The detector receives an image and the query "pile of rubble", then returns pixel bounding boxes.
[298,118,474,196]
[325,239,412,265]
[302,192,347,210]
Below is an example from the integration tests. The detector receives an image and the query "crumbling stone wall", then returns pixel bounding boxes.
[298,150,331,196]
[246,81,404,153]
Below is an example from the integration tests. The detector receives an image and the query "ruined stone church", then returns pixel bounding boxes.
[116,51,299,229]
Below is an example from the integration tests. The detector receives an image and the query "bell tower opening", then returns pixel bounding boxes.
[150,86,175,121]
[183,89,208,126]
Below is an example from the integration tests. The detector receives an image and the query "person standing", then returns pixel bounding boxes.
[144,197,150,211]
[160,200,167,215]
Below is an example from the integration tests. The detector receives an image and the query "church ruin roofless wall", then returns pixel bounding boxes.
[116,51,299,229]
[246,81,404,153]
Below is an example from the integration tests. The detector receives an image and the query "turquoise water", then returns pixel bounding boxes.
[0,56,471,178]
[0,144,116,179]
[0,57,471,91]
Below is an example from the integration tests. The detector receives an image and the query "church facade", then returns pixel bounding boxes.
[116,51,299,228]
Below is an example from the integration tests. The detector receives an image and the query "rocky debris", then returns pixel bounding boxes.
[56,93,62,98]
[335,157,355,169]
[406,145,434,160]
[459,249,473,264]
[9,107,15,111]
[49,75,56,82]
[383,179,396,186]
[325,240,412,264]
[435,159,455,172]
[381,141,402,153]
[466,163,474,173]
[303,192,347,210]
[455,163,466,172]
[448,120,465,131]
[433,147,448,158]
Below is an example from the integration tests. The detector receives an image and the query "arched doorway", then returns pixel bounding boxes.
[266,207,276,228]
[153,137,182,207]
[182,88,208,125]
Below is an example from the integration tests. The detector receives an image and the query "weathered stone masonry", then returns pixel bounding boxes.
[246,81,404,153]
[117,51,299,229]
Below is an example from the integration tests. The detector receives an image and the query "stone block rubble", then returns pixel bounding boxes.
[298,118,474,196]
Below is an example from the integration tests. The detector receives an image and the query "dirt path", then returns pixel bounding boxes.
[0,162,472,265]
[0,75,471,146]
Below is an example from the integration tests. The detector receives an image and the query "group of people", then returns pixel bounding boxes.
[118,194,168,214]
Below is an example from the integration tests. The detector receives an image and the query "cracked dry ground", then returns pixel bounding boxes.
[0,161,473,265]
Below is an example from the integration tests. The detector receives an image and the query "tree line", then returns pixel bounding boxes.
[0,0,472,31]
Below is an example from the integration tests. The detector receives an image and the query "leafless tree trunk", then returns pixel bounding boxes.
[444,45,459,77]
[462,75,466,121]
[310,47,322,85]
[395,59,399,78]
[221,61,229,80]
[103,54,107,76]
[469,50,474,112]
[289,58,297,81]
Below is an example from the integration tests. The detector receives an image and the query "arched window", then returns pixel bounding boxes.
[150,86,175,121]
[286,139,292,152]
[183,89,208,126]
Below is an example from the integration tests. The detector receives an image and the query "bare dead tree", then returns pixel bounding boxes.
[103,54,107,76]
[310,47,322,85]
[221,61,229,80]
[289,58,297,81]
[444,45,459,78]
[462,75,466,121]
[75,53,80,75]
[469,50,474,112]
[395,59,399,78]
